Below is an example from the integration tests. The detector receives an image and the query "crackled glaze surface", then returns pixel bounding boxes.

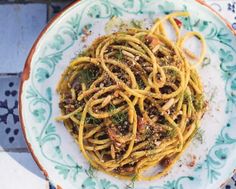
[20,0,236,188]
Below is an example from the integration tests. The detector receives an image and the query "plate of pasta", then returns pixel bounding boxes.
[19,0,236,189]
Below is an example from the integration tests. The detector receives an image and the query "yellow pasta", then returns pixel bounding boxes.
[56,12,207,181]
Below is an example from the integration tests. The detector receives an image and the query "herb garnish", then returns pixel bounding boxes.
[125,174,137,189]
[192,94,204,111]
[194,128,205,144]
[166,128,176,138]
[131,20,142,29]
[201,57,211,68]
[115,48,124,61]
[109,104,127,125]
[78,67,99,87]
[78,50,91,57]
[86,114,102,124]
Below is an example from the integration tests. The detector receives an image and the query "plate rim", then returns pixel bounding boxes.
[18,0,236,188]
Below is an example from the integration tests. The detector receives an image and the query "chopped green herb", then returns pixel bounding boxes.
[183,92,190,104]
[131,174,137,182]
[112,111,127,125]
[78,50,91,57]
[131,20,142,29]
[108,103,116,111]
[201,57,211,68]
[160,127,176,139]
[209,87,217,102]
[86,114,102,124]
[192,94,204,111]
[193,128,205,144]
[115,48,124,61]
[166,128,176,138]
[109,104,127,125]
[139,35,145,42]
[125,174,137,189]
[78,67,99,86]
[76,112,82,120]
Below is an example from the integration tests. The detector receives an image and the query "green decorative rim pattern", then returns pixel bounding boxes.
[19,0,236,188]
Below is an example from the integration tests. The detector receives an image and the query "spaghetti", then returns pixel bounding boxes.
[57,12,207,181]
